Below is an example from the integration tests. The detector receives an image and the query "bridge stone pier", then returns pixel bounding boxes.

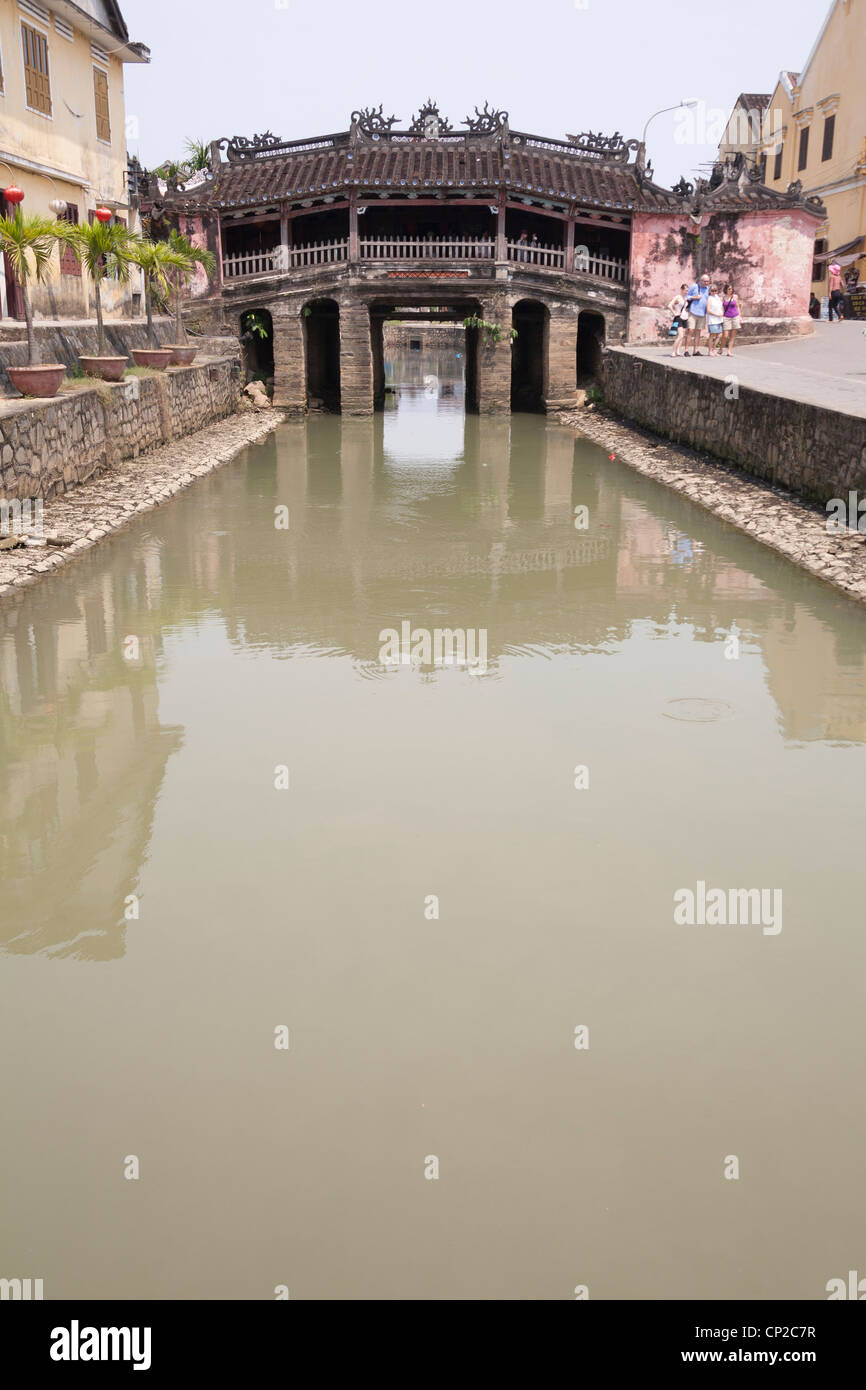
[151,98,824,414]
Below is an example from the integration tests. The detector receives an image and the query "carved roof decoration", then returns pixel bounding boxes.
[565,130,639,163]
[408,100,454,137]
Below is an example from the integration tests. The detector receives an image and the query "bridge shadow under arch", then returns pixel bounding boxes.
[304,298,342,411]
[511,299,549,412]
[577,310,606,385]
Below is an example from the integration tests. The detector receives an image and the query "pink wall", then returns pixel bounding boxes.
[177,214,215,301]
[628,208,820,343]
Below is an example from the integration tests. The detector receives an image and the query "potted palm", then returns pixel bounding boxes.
[68,216,140,379]
[165,230,216,364]
[129,237,188,357]
[0,210,69,397]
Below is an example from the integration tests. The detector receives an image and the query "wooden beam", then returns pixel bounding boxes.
[565,211,576,273]
[496,190,507,261]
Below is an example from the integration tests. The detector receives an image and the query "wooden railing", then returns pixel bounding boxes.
[289,239,348,267]
[223,248,280,279]
[507,240,565,270]
[575,253,627,283]
[360,236,495,261]
[222,237,627,284]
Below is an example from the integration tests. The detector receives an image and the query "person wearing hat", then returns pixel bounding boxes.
[828,263,846,322]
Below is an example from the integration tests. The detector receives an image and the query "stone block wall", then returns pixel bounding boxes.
[602,348,866,503]
[0,356,242,502]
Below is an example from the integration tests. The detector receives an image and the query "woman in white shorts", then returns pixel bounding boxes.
[706,286,725,356]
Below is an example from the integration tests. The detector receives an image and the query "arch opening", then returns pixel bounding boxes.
[304,298,341,412]
[577,310,605,385]
[239,309,274,392]
[511,300,549,412]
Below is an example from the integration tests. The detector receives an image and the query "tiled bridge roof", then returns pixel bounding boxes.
[152,114,825,222]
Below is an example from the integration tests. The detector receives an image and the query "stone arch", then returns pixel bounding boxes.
[511,299,549,412]
[303,298,341,411]
[577,309,605,384]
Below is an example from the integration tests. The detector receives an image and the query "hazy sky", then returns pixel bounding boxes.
[121,0,826,188]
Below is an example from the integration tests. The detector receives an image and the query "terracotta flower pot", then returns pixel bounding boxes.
[166,345,198,366]
[131,349,174,370]
[79,356,128,382]
[8,364,66,398]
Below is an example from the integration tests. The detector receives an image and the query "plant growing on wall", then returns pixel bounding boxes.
[166,230,216,346]
[67,219,138,356]
[130,239,189,347]
[0,211,69,365]
[241,311,270,340]
[462,314,518,346]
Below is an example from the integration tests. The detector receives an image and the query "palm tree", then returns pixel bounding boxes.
[167,230,216,344]
[184,139,211,174]
[0,212,70,364]
[67,220,138,356]
[129,238,188,347]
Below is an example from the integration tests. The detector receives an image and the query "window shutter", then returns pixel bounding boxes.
[22,22,52,116]
[93,65,110,142]
[822,115,835,162]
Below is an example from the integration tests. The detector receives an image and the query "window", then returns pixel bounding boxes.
[822,114,836,162]
[93,65,110,142]
[58,204,80,276]
[798,127,809,171]
[773,145,784,181]
[21,22,51,116]
[812,238,827,283]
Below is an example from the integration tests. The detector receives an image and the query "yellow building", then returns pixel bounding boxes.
[0,0,148,320]
[758,0,866,296]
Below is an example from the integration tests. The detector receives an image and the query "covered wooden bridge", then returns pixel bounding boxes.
[146,101,826,414]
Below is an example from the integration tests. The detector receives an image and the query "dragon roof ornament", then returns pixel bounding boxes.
[565,130,640,162]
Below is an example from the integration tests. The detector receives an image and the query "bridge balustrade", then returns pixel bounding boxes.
[221,236,627,283]
[360,236,495,261]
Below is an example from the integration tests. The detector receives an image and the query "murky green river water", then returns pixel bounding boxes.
[1,349,864,1300]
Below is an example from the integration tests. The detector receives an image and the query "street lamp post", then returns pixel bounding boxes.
[642,100,699,148]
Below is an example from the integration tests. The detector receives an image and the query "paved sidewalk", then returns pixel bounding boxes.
[620,321,866,419]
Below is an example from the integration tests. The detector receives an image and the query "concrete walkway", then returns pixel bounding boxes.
[620,321,866,419]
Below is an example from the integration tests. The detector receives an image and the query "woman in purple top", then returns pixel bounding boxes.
[721,284,741,357]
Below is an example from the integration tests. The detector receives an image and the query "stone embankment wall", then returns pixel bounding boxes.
[1,356,242,501]
[602,349,866,503]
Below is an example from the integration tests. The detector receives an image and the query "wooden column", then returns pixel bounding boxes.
[280,202,291,270]
[496,191,507,261]
[565,212,576,273]
[349,189,360,264]
[210,215,224,292]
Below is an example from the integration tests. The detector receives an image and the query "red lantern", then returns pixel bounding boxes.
[94,206,112,223]
[4,185,25,206]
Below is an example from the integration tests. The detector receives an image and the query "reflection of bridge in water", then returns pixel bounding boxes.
[3,409,866,959]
